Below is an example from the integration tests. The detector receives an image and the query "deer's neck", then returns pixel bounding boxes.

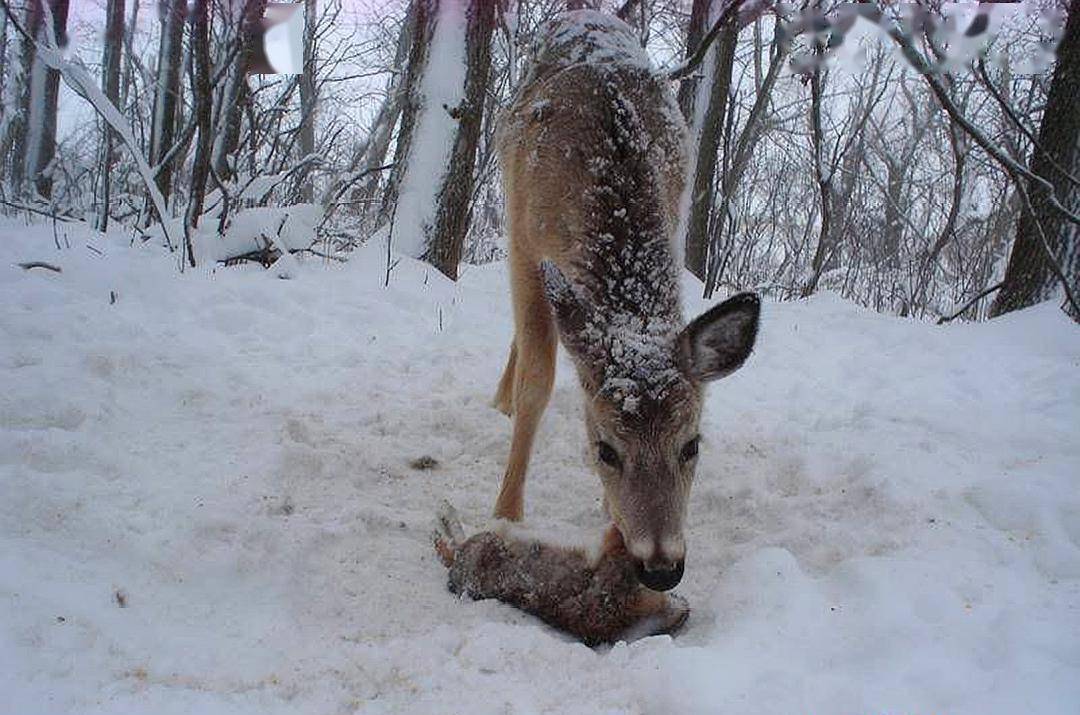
[570,193,684,412]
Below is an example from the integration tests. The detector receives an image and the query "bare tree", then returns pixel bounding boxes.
[96,0,125,232]
[991,0,1080,319]
[297,0,318,202]
[212,0,266,182]
[9,0,69,200]
[146,0,187,214]
[183,0,212,268]
[423,0,502,279]
[683,17,738,280]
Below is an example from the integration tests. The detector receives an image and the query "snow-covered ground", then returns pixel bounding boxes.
[1,217,1078,714]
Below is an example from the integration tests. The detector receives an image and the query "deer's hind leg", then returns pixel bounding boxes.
[493,254,556,522]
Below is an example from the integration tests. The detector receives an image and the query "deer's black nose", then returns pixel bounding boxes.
[635,557,684,592]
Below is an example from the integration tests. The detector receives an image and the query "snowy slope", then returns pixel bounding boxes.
[1,218,1078,714]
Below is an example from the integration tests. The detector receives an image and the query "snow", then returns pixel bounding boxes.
[537,10,653,73]
[391,0,468,259]
[2,217,1079,714]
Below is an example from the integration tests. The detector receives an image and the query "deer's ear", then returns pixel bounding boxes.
[679,292,760,382]
[540,260,594,361]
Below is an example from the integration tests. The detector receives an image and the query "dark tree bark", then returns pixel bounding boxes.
[147,0,187,213]
[0,8,9,126]
[424,0,501,279]
[183,0,212,268]
[802,59,833,298]
[96,0,125,232]
[684,19,738,280]
[676,0,710,121]
[991,0,1080,319]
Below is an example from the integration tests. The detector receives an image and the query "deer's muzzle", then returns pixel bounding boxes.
[635,556,684,592]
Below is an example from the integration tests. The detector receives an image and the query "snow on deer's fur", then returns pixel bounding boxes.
[491,11,761,593]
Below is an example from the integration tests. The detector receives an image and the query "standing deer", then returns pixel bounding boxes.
[492,11,760,592]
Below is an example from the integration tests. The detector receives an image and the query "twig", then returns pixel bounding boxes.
[937,282,1004,324]
[668,0,772,80]
[0,198,80,222]
[17,261,63,273]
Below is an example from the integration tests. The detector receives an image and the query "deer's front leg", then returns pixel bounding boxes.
[494,262,556,521]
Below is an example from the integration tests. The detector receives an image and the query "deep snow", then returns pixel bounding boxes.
[1,217,1078,714]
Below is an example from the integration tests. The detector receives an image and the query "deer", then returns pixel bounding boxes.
[491,10,760,593]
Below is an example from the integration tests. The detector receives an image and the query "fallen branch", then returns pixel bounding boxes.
[0,198,81,223]
[937,282,1004,325]
[17,261,62,273]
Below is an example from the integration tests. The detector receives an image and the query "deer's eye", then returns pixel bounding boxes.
[680,436,700,464]
[597,441,621,469]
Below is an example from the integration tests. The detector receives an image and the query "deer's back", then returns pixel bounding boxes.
[498,11,688,269]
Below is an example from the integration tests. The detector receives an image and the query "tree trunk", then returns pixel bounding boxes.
[0,8,9,125]
[684,19,738,280]
[212,0,267,182]
[183,0,212,268]
[703,38,786,296]
[379,0,437,226]
[96,0,125,232]
[147,0,187,215]
[8,0,37,194]
[676,0,710,121]
[991,0,1080,320]
[120,0,139,110]
[297,0,317,202]
[15,0,69,200]
[802,59,832,298]
[423,0,500,279]
[352,2,415,214]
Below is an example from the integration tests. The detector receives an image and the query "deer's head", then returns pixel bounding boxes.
[542,262,760,591]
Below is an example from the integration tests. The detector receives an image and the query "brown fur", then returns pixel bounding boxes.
[491,12,761,582]
[491,12,688,526]
[434,513,688,646]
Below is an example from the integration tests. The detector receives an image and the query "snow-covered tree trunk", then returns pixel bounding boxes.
[10,0,69,200]
[991,0,1080,320]
[683,17,738,281]
[379,0,438,227]
[183,0,212,268]
[296,0,317,202]
[422,0,500,279]
[0,5,18,192]
[146,0,187,215]
[96,0,124,232]
[6,0,36,194]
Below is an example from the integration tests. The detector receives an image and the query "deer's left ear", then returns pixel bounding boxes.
[678,292,760,382]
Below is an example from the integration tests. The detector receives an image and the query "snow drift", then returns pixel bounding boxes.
[1,218,1077,714]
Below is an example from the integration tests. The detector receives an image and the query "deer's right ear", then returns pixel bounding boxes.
[679,292,760,382]
[540,260,594,360]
